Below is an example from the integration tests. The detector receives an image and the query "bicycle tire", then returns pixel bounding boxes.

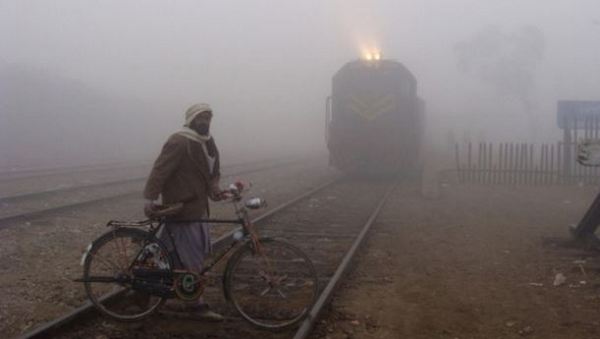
[223,238,318,329]
[82,227,173,321]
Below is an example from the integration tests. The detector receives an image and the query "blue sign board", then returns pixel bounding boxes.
[557,101,600,129]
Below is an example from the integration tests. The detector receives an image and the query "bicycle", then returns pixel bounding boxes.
[75,181,318,329]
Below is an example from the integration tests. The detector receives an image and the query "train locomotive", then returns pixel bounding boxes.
[326,57,425,175]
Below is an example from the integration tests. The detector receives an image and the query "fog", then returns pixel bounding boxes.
[2,0,600,169]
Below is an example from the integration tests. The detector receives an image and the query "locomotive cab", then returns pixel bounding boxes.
[326,59,424,175]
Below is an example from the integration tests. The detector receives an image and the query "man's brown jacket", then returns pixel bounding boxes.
[144,133,220,220]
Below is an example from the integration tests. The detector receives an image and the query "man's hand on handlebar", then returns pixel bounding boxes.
[214,189,234,201]
[214,181,247,201]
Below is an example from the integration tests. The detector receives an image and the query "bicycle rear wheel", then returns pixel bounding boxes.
[224,238,318,329]
[82,228,172,321]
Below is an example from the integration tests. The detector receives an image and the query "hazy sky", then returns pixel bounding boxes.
[2,1,600,166]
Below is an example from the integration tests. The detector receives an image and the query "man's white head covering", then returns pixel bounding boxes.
[184,103,212,127]
[178,103,215,172]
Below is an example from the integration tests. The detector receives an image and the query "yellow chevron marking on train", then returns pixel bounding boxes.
[348,94,395,120]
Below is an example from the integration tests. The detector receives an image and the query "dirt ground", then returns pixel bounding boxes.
[314,182,600,339]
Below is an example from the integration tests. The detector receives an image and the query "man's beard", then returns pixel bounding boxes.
[193,124,210,135]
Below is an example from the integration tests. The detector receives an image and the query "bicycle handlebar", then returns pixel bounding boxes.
[217,181,247,201]
[217,181,266,209]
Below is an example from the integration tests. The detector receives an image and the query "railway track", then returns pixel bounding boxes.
[0,159,299,229]
[0,162,150,183]
[17,176,399,338]
[0,157,289,197]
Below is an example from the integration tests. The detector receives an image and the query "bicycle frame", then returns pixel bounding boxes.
[132,193,261,280]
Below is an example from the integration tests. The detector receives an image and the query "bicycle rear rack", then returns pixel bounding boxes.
[106,219,154,228]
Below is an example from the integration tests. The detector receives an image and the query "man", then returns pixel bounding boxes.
[143,103,223,321]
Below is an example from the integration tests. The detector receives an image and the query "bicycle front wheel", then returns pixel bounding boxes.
[224,238,318,329]
[82,227,172,321]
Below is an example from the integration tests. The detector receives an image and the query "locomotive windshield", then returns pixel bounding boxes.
[343,64,413,97]
[332,61,416,121]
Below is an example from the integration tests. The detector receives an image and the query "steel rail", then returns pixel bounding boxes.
[212,178,340,252]
[0,177,144,203]
[0,158,299,202]
[0,159,302,229]
[0,156,294,183]
[292,179,398,339]
[15,177,340,339]
[0,162,150,183]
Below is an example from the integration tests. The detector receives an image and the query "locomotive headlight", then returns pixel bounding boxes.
[362,50,381,61]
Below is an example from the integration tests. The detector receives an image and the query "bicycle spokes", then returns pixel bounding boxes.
[225,239,318,328]
[83,229,171,321]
